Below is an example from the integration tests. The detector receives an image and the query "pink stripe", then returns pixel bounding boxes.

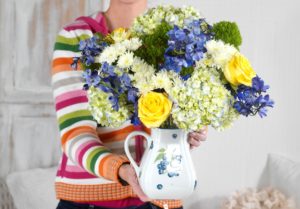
[56,170,97,179]
[56,89,86,103]
[78,141,100,168]
[65,165,87,173]
[64,24,91,32]
[56,96,88,111]
[65,20,86,27]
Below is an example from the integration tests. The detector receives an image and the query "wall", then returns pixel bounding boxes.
[1,0,300,208]
[0,0,102,207]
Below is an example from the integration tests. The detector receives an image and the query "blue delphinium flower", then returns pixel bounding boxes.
[101,62,116,76]
[71,35,108,69]
[83,61,139,116]
[234,76,274,117]
[130,102,141,126]
[163,18,213,77]
[108,95,119,111]
[82,69,100,90]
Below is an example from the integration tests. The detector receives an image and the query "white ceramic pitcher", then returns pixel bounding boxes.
[124,128,197,199]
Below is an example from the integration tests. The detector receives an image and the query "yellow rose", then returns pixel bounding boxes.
[138,92,172,128]
[107,28,130,43]
[224,53,256,86]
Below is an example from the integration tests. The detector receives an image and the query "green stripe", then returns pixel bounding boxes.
[59,116,94,131]
[58,110,91,124]
[87,148,109,174]
[56,34,91,45]
[54,42,80,52]
[90,149,110,174]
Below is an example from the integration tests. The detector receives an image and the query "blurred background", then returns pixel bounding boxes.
[0,0,299,209]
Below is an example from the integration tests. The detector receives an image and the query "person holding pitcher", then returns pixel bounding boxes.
[52,0,208,209]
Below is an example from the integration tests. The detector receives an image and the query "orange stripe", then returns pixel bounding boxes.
[52,58,82,75]
[98,154,112,177]
[52,64,77,74]
[52,57,73,68]
[97,125,135,142]
[61,126,97,149]
[142,126,151,135]
[55,182,182,208]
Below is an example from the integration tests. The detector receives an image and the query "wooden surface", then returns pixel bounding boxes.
[0,0,103,178]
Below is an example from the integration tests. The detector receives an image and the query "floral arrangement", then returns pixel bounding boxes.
[72,5,274,131]
[221,187,296,209]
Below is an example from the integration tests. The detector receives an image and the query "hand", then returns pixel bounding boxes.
[118,163,151,202]
[188,126,208,149]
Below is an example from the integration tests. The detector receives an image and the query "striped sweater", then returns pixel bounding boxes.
[51,11,182,208]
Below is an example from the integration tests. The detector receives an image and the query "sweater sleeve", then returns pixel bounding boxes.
[51,26,129,183]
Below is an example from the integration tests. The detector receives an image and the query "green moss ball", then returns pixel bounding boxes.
[212,21,242,50]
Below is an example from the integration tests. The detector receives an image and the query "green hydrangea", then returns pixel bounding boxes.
[130,5,201,35]
[87,87,133,127]
[212,21,242,50]
[170,64,239,131]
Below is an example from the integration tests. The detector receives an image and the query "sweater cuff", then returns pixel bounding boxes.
[99,154,130,184]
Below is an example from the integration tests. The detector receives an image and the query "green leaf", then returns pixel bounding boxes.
[155,153,165,162]
[158,148,166,153]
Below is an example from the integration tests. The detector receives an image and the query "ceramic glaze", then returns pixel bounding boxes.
[124,128,197,199]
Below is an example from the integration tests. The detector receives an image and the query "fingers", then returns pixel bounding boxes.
[131,178,151,202]
[191,127,208,140]
[188,137,201,147]
[188,127,208,149]
[129,173,151,202]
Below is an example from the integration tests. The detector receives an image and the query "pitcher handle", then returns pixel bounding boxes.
[124,131,151,174]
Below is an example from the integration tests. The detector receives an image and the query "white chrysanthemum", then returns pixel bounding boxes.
[153,71,173,90]
[97,46,118,64]
[205,40,237,68]
[113,42,127,55]
[134,79,154,95]
[131,57,146,73]
[122,37,142,51]
[117,51,134,68]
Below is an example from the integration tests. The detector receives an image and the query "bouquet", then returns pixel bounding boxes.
[72,5,274,131]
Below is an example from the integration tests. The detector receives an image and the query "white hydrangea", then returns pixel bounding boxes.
[170,64,239,131]
[87,87,131,127]
[130,5,202,35]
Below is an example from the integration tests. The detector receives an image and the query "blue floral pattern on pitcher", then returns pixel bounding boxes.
[155,148,182,178]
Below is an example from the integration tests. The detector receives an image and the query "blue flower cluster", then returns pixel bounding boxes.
[234,76,274,117]
[163,19,213,77]
[71,36,108,69]
[82,61,140,125]
[157,156,168,175]
[157,155,181,178]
